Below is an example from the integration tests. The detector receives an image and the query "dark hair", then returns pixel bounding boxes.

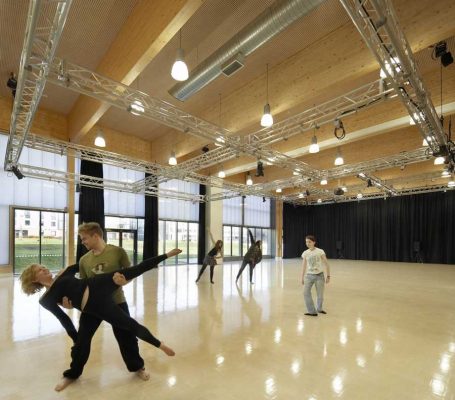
[305,235,316,242]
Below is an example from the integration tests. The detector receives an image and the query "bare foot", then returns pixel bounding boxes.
[136,368,150,381]
[160,343,175,356]
[54,377,75,392]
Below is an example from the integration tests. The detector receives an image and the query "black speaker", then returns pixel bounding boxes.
[336,241,343,251]
[413,241,421,252]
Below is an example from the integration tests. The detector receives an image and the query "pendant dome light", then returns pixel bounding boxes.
[171,30,189,81]
[260,64,273,127]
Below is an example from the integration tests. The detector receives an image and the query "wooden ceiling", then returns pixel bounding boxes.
[1,0,455,201]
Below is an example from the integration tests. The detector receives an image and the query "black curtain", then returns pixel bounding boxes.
[283,191,455,264]
[76,160,105,262]
[143,176,158,259]
[197,185,206,264]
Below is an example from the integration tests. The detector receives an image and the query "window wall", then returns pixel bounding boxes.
[158,179,199,265]
[0,134,67,269]
[13,208,66,273]
[158,220,198,265]
[222,195,274,260]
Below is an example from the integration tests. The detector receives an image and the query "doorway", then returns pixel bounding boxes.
[105,229,138,264]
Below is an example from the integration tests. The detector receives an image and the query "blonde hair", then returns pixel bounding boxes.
[20,264,44,295]
[78,222,104,237]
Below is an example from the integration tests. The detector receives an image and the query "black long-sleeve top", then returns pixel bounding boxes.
[38,254,168,343]
[39,264,82,342]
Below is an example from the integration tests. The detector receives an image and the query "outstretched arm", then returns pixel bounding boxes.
[248,229,255,245]
[208,229,216,246]
[120,249,182,281]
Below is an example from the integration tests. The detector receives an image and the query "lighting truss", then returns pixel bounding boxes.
[159,78,395,177]
[328,148,430,179]
[4,0,72,171]
[339,0,447,155]
[247,79,394,146]
[46,57,237,145]
[18,164,206,202]
[356,172,398,195]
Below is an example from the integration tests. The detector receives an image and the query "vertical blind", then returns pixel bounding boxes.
[0,134,67,265]
[158,179,199,221]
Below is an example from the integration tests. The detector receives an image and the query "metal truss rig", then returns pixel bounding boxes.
[20,133,285,201]
[4,0,72,171]
[172,78,395,176]
[339,0,448,156]
[18,164,206,203]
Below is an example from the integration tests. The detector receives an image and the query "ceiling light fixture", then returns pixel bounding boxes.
[317,198,322,203]
[246,172,253,186]
[171,30,189,81]
[298,193,304,198]
[218,169,226,179]
[309,131,319,154]
[357,193,363,199]
[334,147,344,166]
[434,156,445,165]
[379,56,400,79]
[168,151,177,166]
[448,180,455,188]
[94,129,106,148]
[320,178,328,185]
[260,64,273,127]
[276,188,282,193]
[127,100,145,116]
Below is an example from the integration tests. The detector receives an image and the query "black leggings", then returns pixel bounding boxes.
[236,259,255,282]
[196,263,215,282]
[82,254,167,348]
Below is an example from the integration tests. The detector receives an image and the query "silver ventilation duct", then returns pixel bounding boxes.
[169,0,325,101]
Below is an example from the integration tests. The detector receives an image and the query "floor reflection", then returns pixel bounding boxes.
[1,258,455,399]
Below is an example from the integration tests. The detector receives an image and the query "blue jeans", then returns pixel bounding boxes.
[303,273,325,313]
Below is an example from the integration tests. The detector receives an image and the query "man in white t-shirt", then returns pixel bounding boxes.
[301,235,331,316]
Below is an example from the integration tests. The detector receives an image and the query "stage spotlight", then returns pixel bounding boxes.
[11,165,24,180]
[434,41,453,67]
[7,72,17,97]
[255,160,264,177]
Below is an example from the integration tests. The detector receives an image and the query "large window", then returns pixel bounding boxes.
[13,208,66,273]
[223,225,273,259]
[222,195,274,259]
[158,220,198,265]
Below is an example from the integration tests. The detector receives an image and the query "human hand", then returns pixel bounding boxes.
[60,296,73,309]
[167,248,182,258]
[113,272,128,286]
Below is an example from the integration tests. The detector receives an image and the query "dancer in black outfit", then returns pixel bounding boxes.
[196,229,223,284]
[20,248,181,391]
[236,229,262,284]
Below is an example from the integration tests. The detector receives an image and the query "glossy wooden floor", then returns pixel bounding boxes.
[1,258,455,400]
